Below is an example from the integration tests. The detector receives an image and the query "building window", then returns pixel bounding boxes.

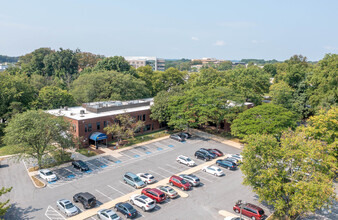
[88,123,92,132]
[144,124,151,132]
[85,124,88,132]
[135,128,141,133]
[152,123,154,130]
[143,114,146,121]
[97,122,100,130]
[104,121,107,128]
[72,124,77,132]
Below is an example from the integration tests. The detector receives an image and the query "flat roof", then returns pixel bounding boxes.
[46,105,151,121]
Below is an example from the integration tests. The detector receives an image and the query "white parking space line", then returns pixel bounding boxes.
[166,164,184,172]
[107,185,125,195]
[129,149,147,155]
[64,167,78,175]
[98,157,112,165]
[86,161,100,170]
[95,189,113,200]
[45,205,66,220]
[194,171,214,182]
[149,170,167,179]
[118,180,136,190]
[119,152,134,159]
[158,167,175,174]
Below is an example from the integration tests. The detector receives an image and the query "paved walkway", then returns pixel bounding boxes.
[189,128,244,149]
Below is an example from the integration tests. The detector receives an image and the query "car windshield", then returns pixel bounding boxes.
[181,179,187,184]
[45,171,53,176]
[159,194,165,198]
[78,161,86,166]
[135,177,142,182]
[169,189,175,193]
[216,168,221,172]
[259,210,264,215]
[65,203,74,209]
[149,201,155,205]
[149,176,154,179]
[186,158,191,161]
[88,198,95,204]
[110,214,119,218]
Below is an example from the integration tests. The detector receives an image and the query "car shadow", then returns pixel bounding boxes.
[147,205,162,213]
[4,203,43,220]
[0,164,9,168]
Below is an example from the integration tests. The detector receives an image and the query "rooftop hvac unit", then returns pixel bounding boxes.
[64,106,68,110]
[80,110,85,114]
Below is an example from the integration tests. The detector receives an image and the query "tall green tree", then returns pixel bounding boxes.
[33,86,76,109]
[94,56,131,73]
[231,104,297,138]
[104,114,145,144]
[241,131,336,218]
[269,81,294,109]
[0,186,12,217]
[71,71,150,103]
[152,67,186,94]
[76,52,104,71]
[19,47,53,76]
[3,110,74,168]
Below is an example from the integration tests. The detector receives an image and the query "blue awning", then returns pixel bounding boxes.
[89,132,108,141]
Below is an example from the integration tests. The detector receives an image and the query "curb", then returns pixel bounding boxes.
[30,175,46,189]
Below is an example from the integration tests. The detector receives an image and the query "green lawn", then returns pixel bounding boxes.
[0,145,17,156]
[76,148,97,157]
[111,129,169,148]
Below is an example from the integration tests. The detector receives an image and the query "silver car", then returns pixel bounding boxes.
[97,209,121,220]
[179,174,200,186]
[56,199,78,217]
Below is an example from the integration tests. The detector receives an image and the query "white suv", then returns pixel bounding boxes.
[39,169,57,182]
[202,166,224,176]
[136,173,156,184]
[129,194,156,211]
[176,155,196,167]
[56,199,78,217]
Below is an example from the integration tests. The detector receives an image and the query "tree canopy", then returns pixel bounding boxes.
[3,110,74,168]
[0,186,12,217]
[231,104,297,138]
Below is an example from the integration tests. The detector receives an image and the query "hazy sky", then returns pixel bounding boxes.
[1,0,337,61]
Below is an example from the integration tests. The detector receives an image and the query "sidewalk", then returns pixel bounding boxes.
[189,128,244,150]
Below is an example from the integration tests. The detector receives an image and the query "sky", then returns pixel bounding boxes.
[0,0,337,61]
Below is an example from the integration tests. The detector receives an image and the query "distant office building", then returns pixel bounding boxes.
[125,56,165,71]
[192,58,225,65]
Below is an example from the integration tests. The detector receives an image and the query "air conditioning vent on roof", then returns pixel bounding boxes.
[80,110,85,114]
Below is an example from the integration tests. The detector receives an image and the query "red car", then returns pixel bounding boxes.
[207,149,223,157]
[141,188,166,203]
[233,201,266,220]
[169,175,191,191]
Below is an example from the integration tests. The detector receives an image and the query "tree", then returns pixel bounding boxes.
[33,86,76,109]
[94,56,131,72]
[71,71,150,103]
[19,47,53,76]
[241,131,336,218]
[308,54,338,110]
[104,113,145,144]
[269,81,294,109]
[136,66,156,95]
[231,104,297,139]
[263,63,277,77]
[0,186,12,217]
[76,52,103,71]
[152,67,186,94]
[3,110,74,168]
[0,73,35,122]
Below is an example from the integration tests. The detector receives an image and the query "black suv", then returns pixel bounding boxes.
[73,192,96,209]
[194,150,211,161]
[72,160,89,171]
[114,202,138,218]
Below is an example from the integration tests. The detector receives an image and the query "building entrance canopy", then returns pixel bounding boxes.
[89,132,108,141]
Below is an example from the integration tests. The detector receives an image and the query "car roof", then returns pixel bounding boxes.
[125,172,138,178]
[78,192,95,200]
[58,199,71,204]
[179,155,189,159]
[246,203,263,210]
[40,169,51,173]
[171,175,183,180]
[122,203,133,209]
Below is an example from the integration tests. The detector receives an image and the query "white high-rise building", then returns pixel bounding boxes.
[124,56,165,71]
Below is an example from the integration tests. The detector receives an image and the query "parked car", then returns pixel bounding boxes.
[216,159,237,170]
[170,134,185,142]
[233,200,266,220]
[123,172,146,189]
[194,150,211,161]
[169,175,191,191]
[72,160,89,172]
[97,209,121,220]
[178,132,192,139]
[202,166,224,176]
[225,157,240,165]
[141,188,166,203]
[207,148,224,157]
[224,217,244,220]
[73,192,96,209]
[231,154,243,162]
[39,169,57,182]
[176,155,196,166]
[114,202,138,219]
[179,174,200,186]
[56,199,78,217]
[129,194,156,211]
[156,185,178,199]
[136,173,156,184]
[199,148,217,159]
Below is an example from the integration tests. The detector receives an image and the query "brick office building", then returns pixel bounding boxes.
[46,98,162,148]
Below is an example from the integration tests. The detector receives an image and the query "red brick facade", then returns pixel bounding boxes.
[65,109,161,148]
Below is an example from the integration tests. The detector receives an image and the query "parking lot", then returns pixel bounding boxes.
[1,136,273,220]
